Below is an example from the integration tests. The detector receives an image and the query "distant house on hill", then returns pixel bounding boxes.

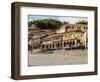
[29,24,39,30]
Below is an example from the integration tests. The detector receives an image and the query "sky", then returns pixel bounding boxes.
[28,15,87,24]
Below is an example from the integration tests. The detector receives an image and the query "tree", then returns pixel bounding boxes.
[62,21,69,25]
[76,20,88,25]
[28,19,63,29]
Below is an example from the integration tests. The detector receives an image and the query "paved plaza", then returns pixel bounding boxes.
[28,49,87,66]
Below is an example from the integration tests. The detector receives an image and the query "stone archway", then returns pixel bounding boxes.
[64,42,66,47]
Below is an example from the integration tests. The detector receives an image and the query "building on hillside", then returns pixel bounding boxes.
[56,24,87,33]
[29,24,39,30]
[28,24,88,50]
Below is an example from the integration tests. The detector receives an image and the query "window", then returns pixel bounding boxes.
[67,26,69,29]
[72,26,74,29]
[84,26,86,29]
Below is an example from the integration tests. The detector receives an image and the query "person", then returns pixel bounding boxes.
[28,39,33,54]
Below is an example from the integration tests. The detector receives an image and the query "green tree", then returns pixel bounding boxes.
[76,20,88,25]
[28,19,63,29]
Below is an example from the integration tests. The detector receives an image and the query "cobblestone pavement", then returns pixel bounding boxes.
[28,49,87,66]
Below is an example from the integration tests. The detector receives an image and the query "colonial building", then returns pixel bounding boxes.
[28,24,88,51]
[56,24,87,33]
